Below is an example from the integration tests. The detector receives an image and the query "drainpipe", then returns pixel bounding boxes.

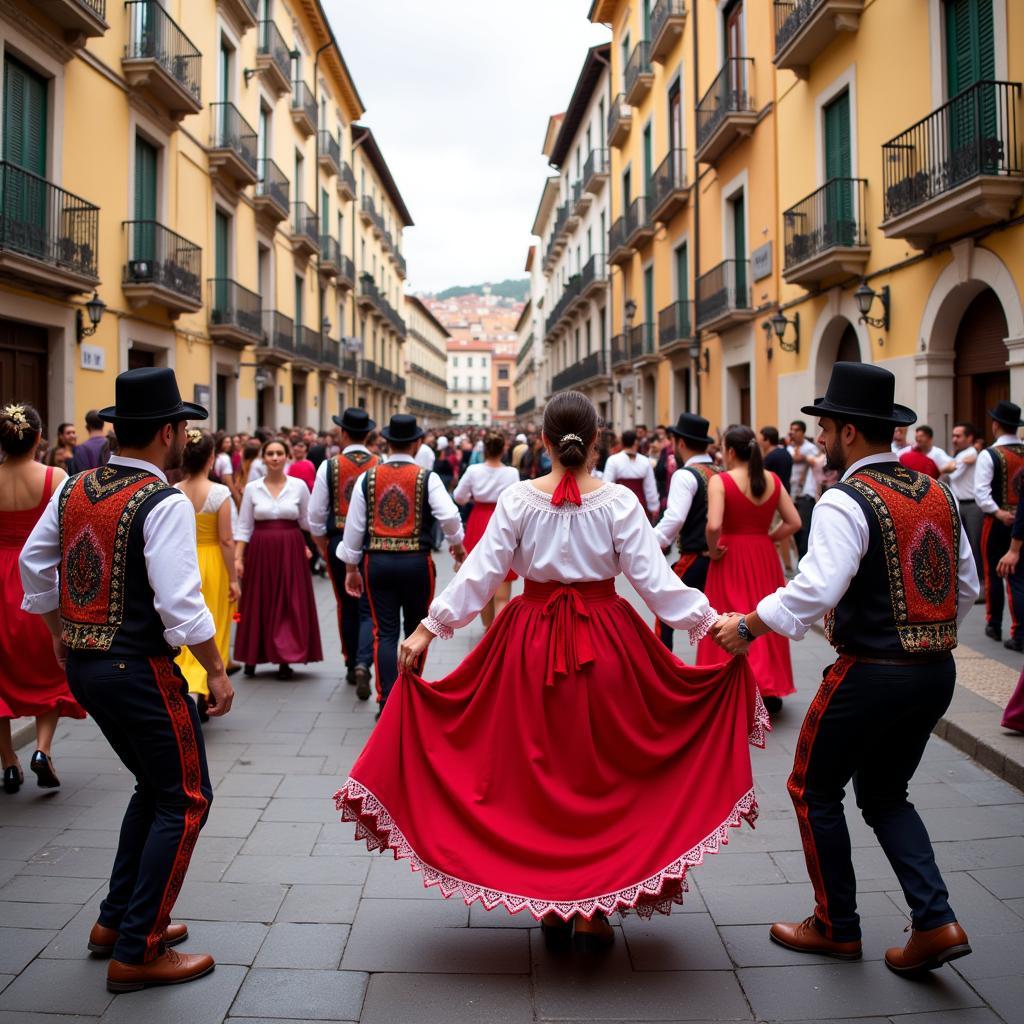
[313,39,332,425]
[691,0,701,416]
[352,127,367,410]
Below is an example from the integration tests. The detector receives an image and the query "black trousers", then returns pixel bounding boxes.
[364,551,435,706]
[793,494,816,560]
[789,655,956,942]
[982,514,1024,638]
[658,552,710,651]
[326,535,375,673]
[66,654,212,964]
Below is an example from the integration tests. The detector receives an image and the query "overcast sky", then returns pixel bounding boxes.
[323,1,610,295]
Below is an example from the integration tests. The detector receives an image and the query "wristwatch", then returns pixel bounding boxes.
[736,616,754,642]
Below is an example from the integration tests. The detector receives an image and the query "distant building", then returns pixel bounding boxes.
[447,339,493,425]
[404,296,450,428]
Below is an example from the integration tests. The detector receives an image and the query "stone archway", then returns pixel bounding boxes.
[812,315,865,399]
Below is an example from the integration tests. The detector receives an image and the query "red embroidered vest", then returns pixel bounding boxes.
[986,443,1024,512]
[58,465,174,654]
[364,462,431,553]
[826,463,960,656]
[326,449,378,536]
[678,463,719,554]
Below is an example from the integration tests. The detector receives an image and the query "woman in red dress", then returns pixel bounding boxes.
[336,392,768,952]
[697,425,801,712]
[0,404,85,793]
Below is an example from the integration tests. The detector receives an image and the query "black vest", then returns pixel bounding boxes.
[984,442,1024,513]
[58,464,177,658]
[678,463,718,554]
[825,463,960,657]
[326,449,378,537]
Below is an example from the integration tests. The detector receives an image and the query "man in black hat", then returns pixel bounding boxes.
[713,362,979,977]
[310,408,379,699]
[973,400,1024,650]
[340,414,466,717]
[19,367,233,992]
[653,412,719,652]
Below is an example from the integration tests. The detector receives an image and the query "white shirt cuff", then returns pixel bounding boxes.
[422,614,454,639]
[340,543,363,565]
[165,607,216,649]
[21,587,59,615]
[446,528,465,547]
[756,592,811,641]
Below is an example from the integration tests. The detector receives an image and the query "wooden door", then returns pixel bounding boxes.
[0,319,48,416]
[732,192,746,303]
[668,81,683,181]
[954,287,1009,432]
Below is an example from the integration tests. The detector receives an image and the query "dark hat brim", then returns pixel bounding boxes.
[380,426,426,442]
[800,398,917,428]
[97,401,208,424]
[666,426,715,445]
[332,414,377,431]
[988,407,1024,428]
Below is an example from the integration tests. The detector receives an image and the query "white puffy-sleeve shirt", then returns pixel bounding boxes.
[424,481,717,644]
[453,463,520,504]
[602,450,660,513]
[235,476,310,543]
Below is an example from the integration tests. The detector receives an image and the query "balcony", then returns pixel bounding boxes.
[319,335,342,372]
[379,295,407,338]
[336,253,355,291]
[216,0,258,34]
[651,148,689,223]
[608,93,633,148]
[657,300,695,355]
[516,396,537,417]
[319,235,341,280]
[553,201,572,243]
[358,272,383,316]
[650,0,687,64]
[0,163,99,294]
[122,220,202,317]
[208,278,261,349]
[393,249,407,279]
[294,325,322,366]
[254,158,290,225]
[290,201,319,260]
[625,196,654,248]
[258,309,295,365]
[773,0,864,78]
[611,333,630,370]
[695,58,757,165]
[290,81,317,137]
[545,277,581,338]
[608,215,632,266]
[881,81,1024,250]
[517,332,534,367]
[696,259,754,333]
[359,194,376,227]
[624,41,654,107]
[208,102,258,189]
[629,322,658,365]
[362,359,404,392]
[123,1,202,122]
[318,131,340,176]
[573,178,591,217]
[579,253,608,301]
[783,177,869,287]
[551,351,609,392]
[337,161,356,201]
[35,0,108,44]
[256,20,292,96]
[582,148,609,194]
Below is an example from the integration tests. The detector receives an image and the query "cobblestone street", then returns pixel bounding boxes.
[1,560,1022,1024]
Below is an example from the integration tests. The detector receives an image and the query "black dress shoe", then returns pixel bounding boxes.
[763,696,783,714]
[540,915,573,952]
[3,764,23,794]
[30,751,60,789]
[226,663,242,677]
[1004,637,1024,652]
[354,665,372,702]
[243,664,257,677]
[276,664,294,680]
[346,668,357,686]
[986,624,1003,642]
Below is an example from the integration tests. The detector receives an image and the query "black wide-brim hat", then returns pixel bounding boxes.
[801,361,916,427]
[667,412,714,446]
[988,400,1024,428]
[98,367,208,424]
[332,407,376,433]
[380,413,425,443]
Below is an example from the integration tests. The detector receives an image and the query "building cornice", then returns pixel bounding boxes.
[0,1,75,63]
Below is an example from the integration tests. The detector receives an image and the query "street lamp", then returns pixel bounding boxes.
[855,281,890,331]
[76,291,106,344]
[769,310,800,354]
[624,297,637,331]
[688,340,710,375]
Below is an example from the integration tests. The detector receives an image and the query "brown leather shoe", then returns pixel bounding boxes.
[769,916,862,960]
[88,921,189,957]
[885,921,971,975]
[107,947,214,993]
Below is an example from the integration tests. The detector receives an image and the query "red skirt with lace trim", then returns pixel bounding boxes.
[335,578,768,920]
[463,502,517,582]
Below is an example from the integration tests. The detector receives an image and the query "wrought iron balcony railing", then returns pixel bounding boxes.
[783,177,868,270]
[393,249,407,277]
[611,333,629,369]
[696,259,751,328]
[579,252,607,293]
[624,40,653,100]
[260,309,295,355]
[291,80,317,131]
[651,0,687,57]
[318,130,340,171]
[209,278,261,338]
[257,20,291,86]
[651,148,688,216]
[582,148,609,191]
[337,253,355,285]
[608,92,632,145]
[78,0,107,17]
[625,195,652,244]
[320,234,341,266]
[551,351,608,392]
[125,0,201,104]
[629,322,656,362]
[209,102,258,176]
[657,300,695,349]
[882,80,1023,221]
[517,332,534,367]
[123,219,201,303]
[696,58,755,153]
[256,158,289,215]
[516,397,537,417]
[338,161,356,197]
[291,201,319,249]
[295,324,322,364]
[0,161,99,281]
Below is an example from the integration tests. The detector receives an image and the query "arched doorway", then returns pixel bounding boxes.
[954,288,1009,432]
[836,322,860,364]
[813,316,863,398]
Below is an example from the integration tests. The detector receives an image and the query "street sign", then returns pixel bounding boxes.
[752,242,772,281]
[80,344,105,372]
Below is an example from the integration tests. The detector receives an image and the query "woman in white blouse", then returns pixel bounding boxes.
[335,391,766,956]
[234,438,322,680]
[452,432,520,628]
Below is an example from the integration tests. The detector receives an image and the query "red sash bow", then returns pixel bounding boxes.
[540,585,596,687]
[551,474,582,507]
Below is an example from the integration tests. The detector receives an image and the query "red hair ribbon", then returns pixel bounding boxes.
[551,473,582,507]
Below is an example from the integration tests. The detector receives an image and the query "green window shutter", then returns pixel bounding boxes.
[321,188,329,236]
[643,266,654,332]
[732,193,747,304]
[4,56,47,176]
[946,0,994,96]
[643,124,652,191]
[214,211,229,313]
[134,136,158,262]
[824,91,854,244]
[675,243,688,304]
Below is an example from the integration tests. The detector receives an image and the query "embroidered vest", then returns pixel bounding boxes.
[825,463,960,656]
[58,464,176,656]
[678,463,719,554]
[985,443,1024,513]
[364,462,434,553]
[326,449,378,536]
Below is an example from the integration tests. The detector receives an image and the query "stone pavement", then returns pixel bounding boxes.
[2,559,1023,1024]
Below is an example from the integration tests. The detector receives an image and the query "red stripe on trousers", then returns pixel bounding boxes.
[786,655,855,941]
[363,554,384,705]
[982,515,995,625]
[145,658,209,962]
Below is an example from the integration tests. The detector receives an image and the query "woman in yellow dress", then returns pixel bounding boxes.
[175,430,239,720]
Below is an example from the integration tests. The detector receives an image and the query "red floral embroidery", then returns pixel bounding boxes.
[366,463,427,552]
[329,450,378,528]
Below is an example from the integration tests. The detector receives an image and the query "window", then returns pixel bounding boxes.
[468,399,474,409]
[467,356,473,368]
[480,376,487,390]
[498,366,509,381]
[498,387,509,412]
[452,355,459,367]
[452,376,459,389]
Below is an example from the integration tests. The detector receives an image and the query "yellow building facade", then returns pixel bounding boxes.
[0,0,410,437]
[588,0,1023,446]
[403,294,450,428]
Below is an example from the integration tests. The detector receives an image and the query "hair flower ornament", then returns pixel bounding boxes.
[559,433,584,447]
[1,404,29,440]
[186,428,203,446]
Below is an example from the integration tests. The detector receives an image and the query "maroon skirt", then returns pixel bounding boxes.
[464,502,516,582]
[235,520,323,665]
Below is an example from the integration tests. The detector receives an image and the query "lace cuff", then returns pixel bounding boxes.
[687,607,718,646]
[422,615,454,640]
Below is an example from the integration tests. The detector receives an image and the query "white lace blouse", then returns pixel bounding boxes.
[235,476,310,542]
[453,463,520,504]
[424,481,716,643]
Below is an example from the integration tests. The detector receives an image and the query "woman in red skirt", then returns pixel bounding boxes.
[234,438,322,679]
[453,431,519,628]
[336,391,768,952]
